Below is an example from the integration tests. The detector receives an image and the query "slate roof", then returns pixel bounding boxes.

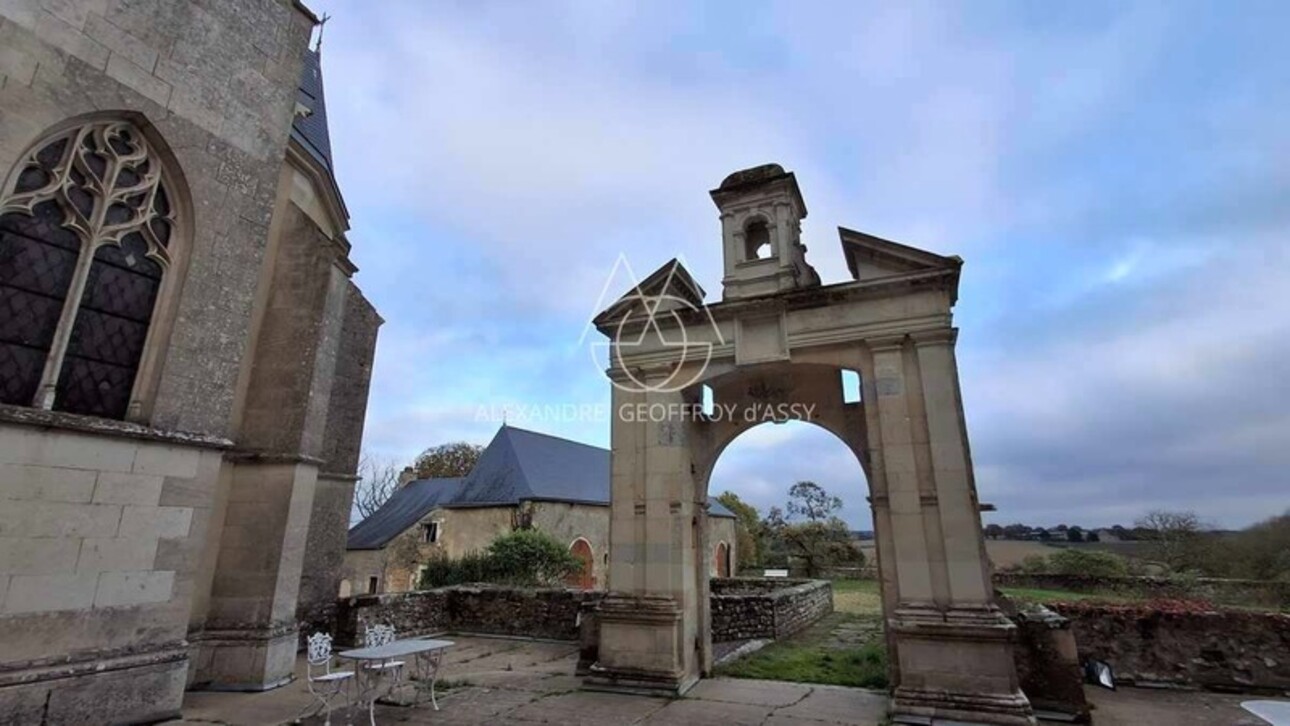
[346,425,736,550]
[346,477,464,550]
[291,48,334,173]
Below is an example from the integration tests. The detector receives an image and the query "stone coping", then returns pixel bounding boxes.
[0,403,232,449]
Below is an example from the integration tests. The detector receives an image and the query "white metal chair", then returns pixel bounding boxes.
[362,624,406,675]
[294,632,354,726]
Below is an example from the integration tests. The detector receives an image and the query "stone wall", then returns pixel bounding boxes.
[709,578,833,642]
[331,579,832,650]
[995,573,1290,610]
[0,412,228,724]
[0,0,315,441]
[1050,601,1290,692]
[333,586,607,646]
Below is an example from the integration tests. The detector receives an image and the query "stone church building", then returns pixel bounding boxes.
[343,425,739,595]
[0,1,380,723]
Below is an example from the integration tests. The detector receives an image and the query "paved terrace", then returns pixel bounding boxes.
[173,635,1274,726]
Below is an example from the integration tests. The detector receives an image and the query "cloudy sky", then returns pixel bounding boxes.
[307,0,1288,531]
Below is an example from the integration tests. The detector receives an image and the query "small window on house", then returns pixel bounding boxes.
[422,521,439,544]
[744,220,772,260]
[841,369,862,404]
[367,576,379,594]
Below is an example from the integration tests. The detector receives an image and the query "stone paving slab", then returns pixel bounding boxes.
[641,697,773,726]
[686,676,812,707]
[174,634,1288,726]
[504,690,670,725]
[772,684,888,724]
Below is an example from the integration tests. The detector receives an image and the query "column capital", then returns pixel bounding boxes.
[866,334,907,353]
[910,328,958,347]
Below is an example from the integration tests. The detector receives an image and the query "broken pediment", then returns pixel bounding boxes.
[593,258,707,331]
[838,226,962,282]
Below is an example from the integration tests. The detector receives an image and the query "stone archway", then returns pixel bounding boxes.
[584,164,1034,725]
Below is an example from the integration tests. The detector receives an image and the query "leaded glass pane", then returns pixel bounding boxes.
[55,235,161,418]
[0,205,77,406]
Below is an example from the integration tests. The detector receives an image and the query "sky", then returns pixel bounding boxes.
[306,0,1289,531]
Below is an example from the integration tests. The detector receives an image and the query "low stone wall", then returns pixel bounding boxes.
[995,573,1289,609]
[334,579,832,651]
[333,585,605,646]
[1050,601,1290,692]
[710,578,833,643]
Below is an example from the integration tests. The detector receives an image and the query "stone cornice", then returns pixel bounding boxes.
[0,404,232,449]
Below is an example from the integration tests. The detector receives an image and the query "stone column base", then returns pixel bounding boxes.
[188,625,298,692]
[582,594,697,696]
[889,605,1037,726]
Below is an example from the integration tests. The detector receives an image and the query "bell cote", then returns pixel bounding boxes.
[710,163,821,301]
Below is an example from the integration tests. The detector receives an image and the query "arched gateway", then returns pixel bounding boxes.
[585,165,1035,725]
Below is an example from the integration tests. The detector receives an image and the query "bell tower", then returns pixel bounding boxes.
[710,163,820,300]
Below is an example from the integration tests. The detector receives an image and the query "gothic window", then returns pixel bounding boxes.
[0,119,179,420]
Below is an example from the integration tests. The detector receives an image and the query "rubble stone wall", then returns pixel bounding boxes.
[1051,602,1290,692]
[709,578,833,642]
[333,578,833,647]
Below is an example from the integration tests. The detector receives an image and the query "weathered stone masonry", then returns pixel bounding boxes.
[0,1,381,723]
[709,578,834,642]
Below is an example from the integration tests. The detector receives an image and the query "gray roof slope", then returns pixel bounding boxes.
[450,426,608,506]
[450,426,737,518]
[291,48,334,172]
[346,426,737,550]
[346,477,464,550]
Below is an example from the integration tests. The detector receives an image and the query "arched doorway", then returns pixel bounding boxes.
[712,542,729,577]
[567,538,595,590]
[586,165,1031,725]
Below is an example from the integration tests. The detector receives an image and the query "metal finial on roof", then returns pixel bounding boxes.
[314,12,330,52]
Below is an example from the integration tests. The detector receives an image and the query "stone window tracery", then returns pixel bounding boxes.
[0,119,179,420]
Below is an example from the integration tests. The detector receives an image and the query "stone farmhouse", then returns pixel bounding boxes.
[0,1,380,723]
[343,425,739,594]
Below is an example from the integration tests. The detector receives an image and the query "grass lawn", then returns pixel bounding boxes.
[999,586,1134,604]
[713,612,888,689]
[831,578,883,616]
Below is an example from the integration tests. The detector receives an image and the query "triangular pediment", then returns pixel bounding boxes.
[838,226,962,282]
[593,258,707,330]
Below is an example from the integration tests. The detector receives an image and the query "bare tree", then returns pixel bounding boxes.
[352,454,400,522]
[1135,509,1209,572]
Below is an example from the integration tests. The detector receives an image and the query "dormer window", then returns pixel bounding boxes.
[744,220,772,260]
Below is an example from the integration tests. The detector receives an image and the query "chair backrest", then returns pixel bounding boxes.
[307,632,334,666]
[364,624,396,648]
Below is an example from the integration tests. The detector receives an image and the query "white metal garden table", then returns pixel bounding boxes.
[337,637,454,725]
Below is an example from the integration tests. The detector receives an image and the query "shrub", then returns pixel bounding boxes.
[1049,549,1130,578]
[486,529,582,586]
[1018,549,1129,578]
[417,530,582,589]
